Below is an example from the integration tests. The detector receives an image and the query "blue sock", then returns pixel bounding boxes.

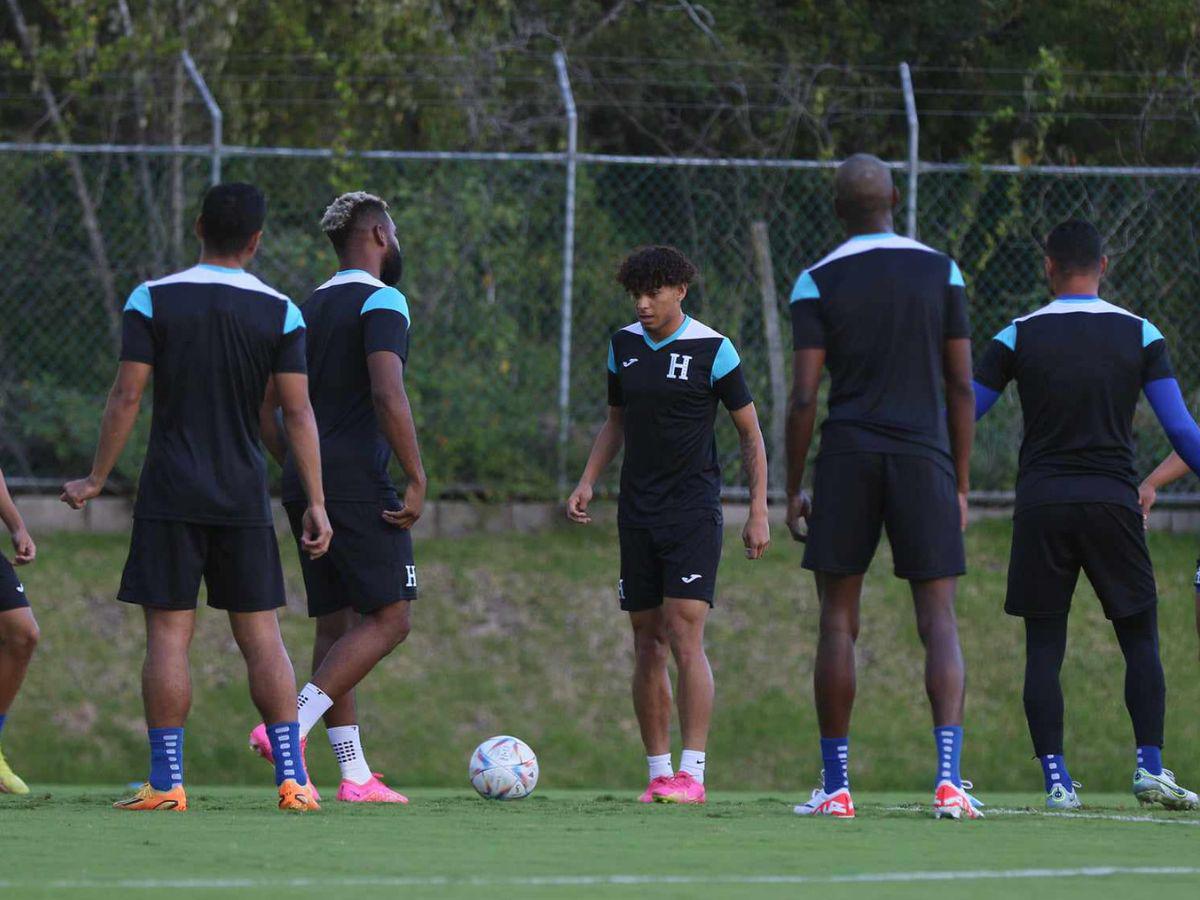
[820,737,849,793]
[935,726,963,787]
[148,727,184,791]
[267,721,307,786]
[0,713,7,740]
[1039,754,1072,793]
[1137,745,1163,776]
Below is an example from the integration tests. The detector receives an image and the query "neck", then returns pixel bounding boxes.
[645,309,686,343]
[1054,279,1100,298]
[338,249,381,279]
[844,213,894,238]
[198,252,246,270]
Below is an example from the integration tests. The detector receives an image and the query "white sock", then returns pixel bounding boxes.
[296,683,333,738]
[680,748,706,784]
[647,753,673,781]
[327,725,372,784]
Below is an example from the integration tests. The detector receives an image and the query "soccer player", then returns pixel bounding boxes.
[566,245,770,806]
[248,192,420,804]
[785,154,978,820]
[60,183,332,812]
[975,219,1200,811]
[0,465,37,795]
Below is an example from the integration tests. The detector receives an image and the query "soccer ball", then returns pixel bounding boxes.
[469,735,539,800]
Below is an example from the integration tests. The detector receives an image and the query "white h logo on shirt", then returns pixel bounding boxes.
[406,565,417,588]
[666,353,692,381]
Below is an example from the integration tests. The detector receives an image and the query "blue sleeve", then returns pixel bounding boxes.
[282,299,305,335]
[120,283,155,363]
[607,342,617,374]
[123,283,152,318]
[973,381,1001,421]
[790,270,820,302]
[361,288,410,360]
[1145,377,1200,475]
[710,337,740,384]
[361,286,410,322]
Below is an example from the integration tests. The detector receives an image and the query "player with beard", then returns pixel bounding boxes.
[249,192,423,804]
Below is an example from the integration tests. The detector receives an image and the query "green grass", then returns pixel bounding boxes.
[2,787,1199,899]
[4,519,1200,794]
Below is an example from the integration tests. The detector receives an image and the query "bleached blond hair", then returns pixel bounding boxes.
[320,192,389,248]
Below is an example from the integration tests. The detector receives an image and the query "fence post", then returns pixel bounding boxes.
[750,221,787,495]
[181,50,223,186]
[553,50,578,494]
[899,62,919,238]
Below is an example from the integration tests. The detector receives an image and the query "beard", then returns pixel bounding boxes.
[380,242,404,286]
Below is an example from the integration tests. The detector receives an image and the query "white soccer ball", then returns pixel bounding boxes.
[469,735,539,800]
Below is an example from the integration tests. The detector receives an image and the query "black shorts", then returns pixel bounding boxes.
[0,555,30,612]
[118,518,286,612]
[285,501,417,618]
[618,512,723,612]
[1006,502,1156,620]
[802,452,965,580]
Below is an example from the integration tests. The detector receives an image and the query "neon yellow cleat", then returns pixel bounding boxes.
[0,744,30,795]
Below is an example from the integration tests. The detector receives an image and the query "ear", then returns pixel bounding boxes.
[677,283,689,302]
[244,230,263,258]
[1043,256,1054,283]
[1098,255,1109,277]
[373,222,388,248]
[891,185,901,209]
[193,216,205,241]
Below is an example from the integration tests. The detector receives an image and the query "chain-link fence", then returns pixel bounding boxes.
[3,144,1199,499]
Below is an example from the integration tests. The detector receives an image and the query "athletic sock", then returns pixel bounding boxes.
[267,721,307,786]
[647,753,673,781]
[296,683,333,738]
[935,725,963,787]
[820,737,849,794]
[328,725,373,784]
[1137,745,1164,776]
[147,727,184,791]
[679,749,706,784]
[0,712,7,740]
[1039,753,1072,794]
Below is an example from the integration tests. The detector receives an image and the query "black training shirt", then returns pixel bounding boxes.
[120,264,306,525]
[974,296,1173,513]
[607,316,753,528]
[790,233,970,469]
[280,270,411,505]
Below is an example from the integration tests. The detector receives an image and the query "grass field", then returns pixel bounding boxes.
[2,787,1199,899]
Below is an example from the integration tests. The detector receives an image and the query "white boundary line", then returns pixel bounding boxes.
[2,868,1199,890]
[885,804,1200,826]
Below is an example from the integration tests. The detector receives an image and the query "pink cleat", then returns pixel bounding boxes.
[933,780,983,820]
[638,775,675,803]
[794,787,855,818]
[336,773,409,804]
[653,771,706,804]
[248,723,320,802]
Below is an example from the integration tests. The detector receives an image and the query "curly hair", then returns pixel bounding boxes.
[320,191,389,252]
[615,245,698,295]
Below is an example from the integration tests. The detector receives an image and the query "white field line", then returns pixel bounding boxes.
[885,804,1200,826]
[2,868,1199,891]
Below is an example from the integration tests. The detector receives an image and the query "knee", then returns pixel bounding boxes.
[664,617,704,664]
[1,620,39,659]
[373,604,411,653]
[633,627,669,668]
[915,607,958,645]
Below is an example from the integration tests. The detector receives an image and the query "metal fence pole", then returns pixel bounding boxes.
[181,50,223,185]
[899,62,918,238]
[553,50,578,494]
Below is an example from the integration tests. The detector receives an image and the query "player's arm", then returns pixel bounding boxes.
[944,337,975,531]
[258,375,288,467]
[1138,323,1200,517]
[0,466,34,565]
[61,361,152,509]
[567,406,624,524]
[275,372,332,559]
[728,402,770,559]
[784,348,824,542]
[368,350,426,530]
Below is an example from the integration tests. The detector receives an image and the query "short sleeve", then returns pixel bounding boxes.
[607,339,624,406]
[944,260,971,339]
[1142,319,1174,384]
[361,287,411,362]
[789,270,825,349]
[119,283,155,364]
[974,324,1016,391]
[273,299,307,374]
[713,339,753,410]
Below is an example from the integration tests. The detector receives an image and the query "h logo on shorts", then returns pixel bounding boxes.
[666,353,692,381]
[406,565,417,588]
[617,579,625,601]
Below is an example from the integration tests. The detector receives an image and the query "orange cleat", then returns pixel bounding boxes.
[114,783,188,811]
[278,778,320,812]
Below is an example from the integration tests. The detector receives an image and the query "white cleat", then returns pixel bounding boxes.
[1133,768,1199,811]
[793,787,855,818]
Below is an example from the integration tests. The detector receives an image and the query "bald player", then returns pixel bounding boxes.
[785,155,978,819]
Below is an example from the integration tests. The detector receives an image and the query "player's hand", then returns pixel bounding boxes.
[958,491,969,532]
[566,481,593,524]
[383,480,425,530]
[301,504,333,559]
[10,528,35,566]
[785,491,811,543]
[1138,481,1157,528]
[60,474,103,510]
[743,511,770,559]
